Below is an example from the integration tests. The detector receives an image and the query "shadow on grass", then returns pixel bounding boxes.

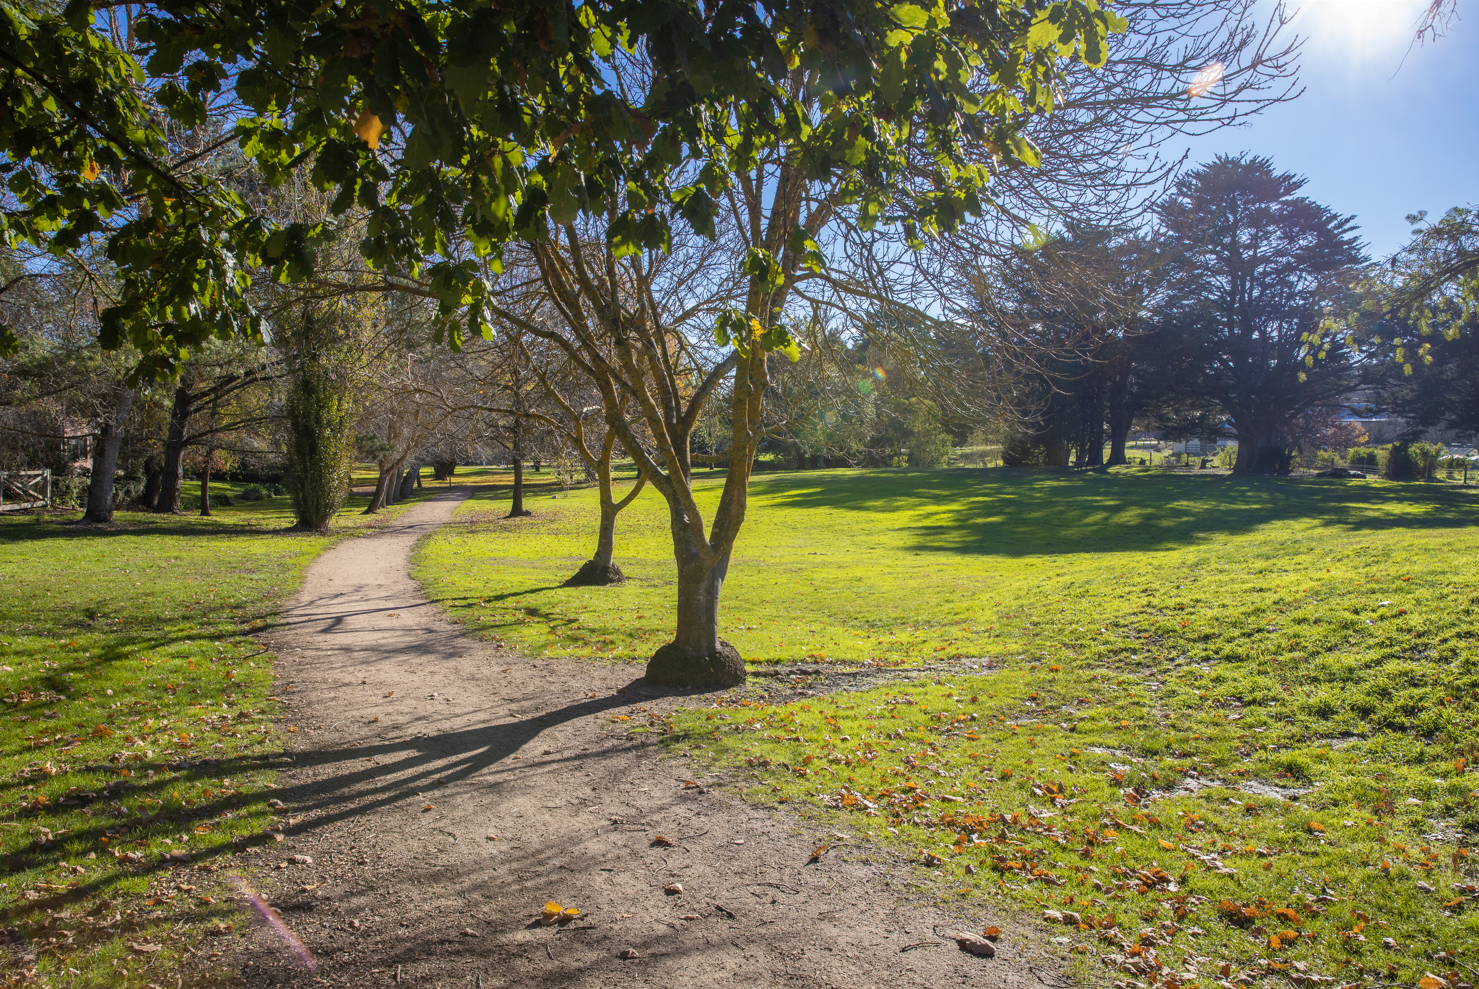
[0,489,450,545]
[755,468,1479,557]
[0,678,707,926]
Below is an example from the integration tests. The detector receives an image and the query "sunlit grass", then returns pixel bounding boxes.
[0,494,417,987]
[420,466,1479,986]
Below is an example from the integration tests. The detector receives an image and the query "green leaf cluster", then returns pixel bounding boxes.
[4,0,1126,374]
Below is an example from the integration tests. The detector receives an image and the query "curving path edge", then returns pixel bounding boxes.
[230,487,1055,989]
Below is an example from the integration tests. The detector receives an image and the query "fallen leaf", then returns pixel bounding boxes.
[983,926,1001,939]
[955,932,996,958]
[651,835,674,847]
[128,942,162,953]
[619,948,640,959]
[664,883,683,895]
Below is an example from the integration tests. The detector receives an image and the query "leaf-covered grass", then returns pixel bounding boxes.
[0,491,416,987]
[419,467,1479,988]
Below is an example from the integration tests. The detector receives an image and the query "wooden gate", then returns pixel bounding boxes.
[0,470,51,511]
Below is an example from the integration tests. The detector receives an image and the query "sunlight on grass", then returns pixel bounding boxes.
[420,466,1479,987]
[0,494,408,987]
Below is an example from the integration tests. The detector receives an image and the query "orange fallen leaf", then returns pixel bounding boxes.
[1307,821,1326,833]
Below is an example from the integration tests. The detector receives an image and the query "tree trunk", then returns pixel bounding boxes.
[564,455,646,587]
[363,464,392,513]
[507,458,529,517]
[644,524,744,687]
[199,446,214,516]
[1233,419,1290,474]
[141,458,162,510]
[1106,409,1133,466]
[1084,399,1105,467]
[398,467,417,499]
[80,388,134,524]
[154,384,192,514]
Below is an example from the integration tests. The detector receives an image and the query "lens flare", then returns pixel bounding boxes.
[872,367,887,381]
[1187,62,1224,98]
[234,876,318,972]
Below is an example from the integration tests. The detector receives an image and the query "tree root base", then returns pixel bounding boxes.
[644,639,746,688]
[505,509,534,519]
[563,560,626,586]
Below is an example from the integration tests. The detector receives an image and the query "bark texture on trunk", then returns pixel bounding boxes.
[1233,419,1292,473]
[80,387,134,523]
[363,467,390,513]
[199,447,214,516]
[644,528,744,686]
[506,459,531,517]
[80,388,134,524]
[154,383,192,514]
[141,461,161,510]
[564,456,646,587]
[1107,411,1133,466]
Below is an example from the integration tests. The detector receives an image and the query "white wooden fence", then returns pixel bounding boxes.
[0,470,51,511]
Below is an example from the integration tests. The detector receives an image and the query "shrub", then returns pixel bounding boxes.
[1345,447,1380,467]
[1384,442,1416,480]
[904,400,952,468]
[1001,432,1048,467]
[238,484,267,502]
[1409,442,1444,480]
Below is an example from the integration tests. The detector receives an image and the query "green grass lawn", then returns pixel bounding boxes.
[418,467,1479,988]
[0,488,431,987]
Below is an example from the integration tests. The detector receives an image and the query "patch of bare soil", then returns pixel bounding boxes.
[225,489,1060,988]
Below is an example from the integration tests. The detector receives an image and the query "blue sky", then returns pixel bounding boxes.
[1176,0,1477,260]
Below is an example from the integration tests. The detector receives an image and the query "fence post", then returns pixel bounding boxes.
[44,469,51,508]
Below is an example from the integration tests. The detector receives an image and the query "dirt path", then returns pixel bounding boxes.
[233,488,1054,988]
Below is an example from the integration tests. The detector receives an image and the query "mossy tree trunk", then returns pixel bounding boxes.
[286,308,357,532]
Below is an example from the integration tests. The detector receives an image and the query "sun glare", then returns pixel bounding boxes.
[1290,0,1433,66]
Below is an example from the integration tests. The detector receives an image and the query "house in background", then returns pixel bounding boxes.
[1171,437,1232,456]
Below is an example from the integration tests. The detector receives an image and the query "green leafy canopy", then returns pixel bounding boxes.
[2,0,1125,375]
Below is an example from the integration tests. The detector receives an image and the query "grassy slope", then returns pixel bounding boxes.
[419,467,1479,987]
[0,485,427,988]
